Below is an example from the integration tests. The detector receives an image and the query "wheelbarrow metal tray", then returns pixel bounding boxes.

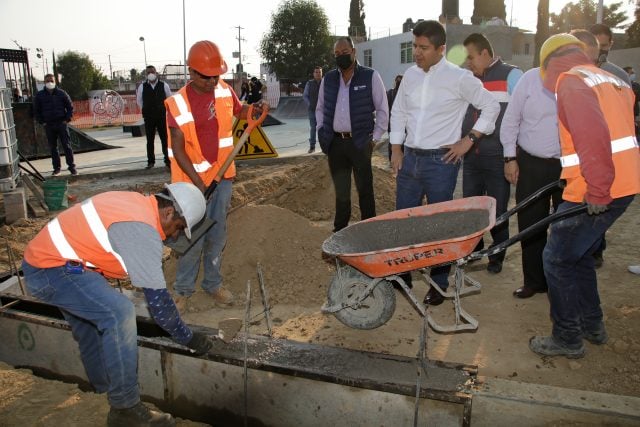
[322,196,496,278]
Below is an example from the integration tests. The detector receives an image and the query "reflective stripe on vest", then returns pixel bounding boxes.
[80,200,128,272]
[167,136,232,163]
[577,68,630,89]
[560,135,639,167]
[173,93,194,126]
[46,200,128,273]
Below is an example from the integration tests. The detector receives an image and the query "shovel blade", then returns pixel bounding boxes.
[218,318,243,343]
[165,218,216,255]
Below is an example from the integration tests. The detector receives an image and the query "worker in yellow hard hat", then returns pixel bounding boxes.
[164,41,268,312]
[529,34,640,359]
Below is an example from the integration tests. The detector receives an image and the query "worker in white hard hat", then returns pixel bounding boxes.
[22,182,209,427]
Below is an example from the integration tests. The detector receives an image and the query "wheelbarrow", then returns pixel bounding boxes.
[321,180,588,333]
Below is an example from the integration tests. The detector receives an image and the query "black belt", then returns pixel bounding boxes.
[405,146,449,156]
[334,132,352,139]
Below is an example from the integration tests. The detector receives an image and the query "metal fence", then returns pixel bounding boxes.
[70,93,141,129]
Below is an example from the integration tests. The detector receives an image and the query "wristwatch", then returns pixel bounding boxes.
[467,133,480,144]
[504,157,517,163]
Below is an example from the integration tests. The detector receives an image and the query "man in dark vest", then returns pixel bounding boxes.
[136,65,172,169]
[462,33,523,274]
[302,66,322,153]
[316,36,389,232]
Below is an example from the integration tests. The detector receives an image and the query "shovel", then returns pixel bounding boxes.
[166,103,269,255]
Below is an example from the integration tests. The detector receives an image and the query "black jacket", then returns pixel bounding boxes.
[35,87,73,124]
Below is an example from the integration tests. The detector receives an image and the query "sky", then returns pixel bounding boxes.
[0,0,636,80]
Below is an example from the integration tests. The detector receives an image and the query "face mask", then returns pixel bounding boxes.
[147,73,157,82]
[597,49,608,64]
[336,53,353,70]
[45,82,55,90]
[631,73,637,82]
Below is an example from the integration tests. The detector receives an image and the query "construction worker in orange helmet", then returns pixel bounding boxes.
[165,40,269,312]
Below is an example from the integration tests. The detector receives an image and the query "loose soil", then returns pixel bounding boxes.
[1,152,639,425]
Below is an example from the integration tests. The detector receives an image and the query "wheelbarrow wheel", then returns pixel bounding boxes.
[327,266,396,330]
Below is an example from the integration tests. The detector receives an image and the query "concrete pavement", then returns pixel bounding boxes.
[24,117,316,177]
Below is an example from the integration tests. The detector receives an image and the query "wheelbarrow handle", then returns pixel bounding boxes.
[494,179,565,228]
[467,203,588,261]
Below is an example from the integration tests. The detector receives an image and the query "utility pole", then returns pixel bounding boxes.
[108,55,113,81]
[235,25,245,74]
[597,0,604,24]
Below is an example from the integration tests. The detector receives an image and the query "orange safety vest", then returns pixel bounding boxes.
[165,80,236,187]
[23,192,165,279]
[557,65,640,202]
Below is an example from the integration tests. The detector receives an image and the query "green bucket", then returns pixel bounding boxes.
[43,179,69,211]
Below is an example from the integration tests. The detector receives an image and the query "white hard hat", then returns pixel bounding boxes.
[164,182,206,239]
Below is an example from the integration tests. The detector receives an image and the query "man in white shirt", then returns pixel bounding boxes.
[136,65,172,169]
[389,20,499,306]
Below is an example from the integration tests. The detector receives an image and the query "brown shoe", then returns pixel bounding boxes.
[209,287,234,305]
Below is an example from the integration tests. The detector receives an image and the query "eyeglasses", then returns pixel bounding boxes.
[193,69,218,80]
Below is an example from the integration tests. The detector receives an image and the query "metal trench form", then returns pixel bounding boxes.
[0,291,473,426]
[2,282,640,426]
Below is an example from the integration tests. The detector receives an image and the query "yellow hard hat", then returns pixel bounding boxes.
[539,34,585,78]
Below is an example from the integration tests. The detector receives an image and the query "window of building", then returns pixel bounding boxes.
[363,49,372,67]
[524,43,530,55]
[401,42,413,64]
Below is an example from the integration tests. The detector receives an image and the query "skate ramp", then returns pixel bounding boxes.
[271,96,308,120]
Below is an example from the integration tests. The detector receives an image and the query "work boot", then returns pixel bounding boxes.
[583,323,608,345]
[529,336,585,359]
[107,402,175,427]
[209,286,234,305]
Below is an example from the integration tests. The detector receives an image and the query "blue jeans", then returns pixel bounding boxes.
[174,179,232,296]
[308,111,317,148]
[396,147,460,289]
[22,261,140,409]
[543,195,634,346]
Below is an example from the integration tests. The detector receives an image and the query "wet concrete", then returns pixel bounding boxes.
[324,209,489,254]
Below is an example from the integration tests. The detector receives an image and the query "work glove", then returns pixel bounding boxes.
[186,331,213,356]
[587,202,609,215]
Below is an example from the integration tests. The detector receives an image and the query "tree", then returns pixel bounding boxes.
[534,0,550,67]
[625,1,640,47]
[349,0,367,40]
[130,68,139,81]
[56,51,111,100]
[260,0,334,82]
[549,0,627,33]
[471,0,506,25]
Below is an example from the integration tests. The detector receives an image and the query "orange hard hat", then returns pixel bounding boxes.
[187,40,228,76]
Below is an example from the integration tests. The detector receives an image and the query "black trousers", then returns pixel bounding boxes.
[144,114,169,165]
[515,149,562,291]
[462,151,511,263]
[327,136,376,231]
